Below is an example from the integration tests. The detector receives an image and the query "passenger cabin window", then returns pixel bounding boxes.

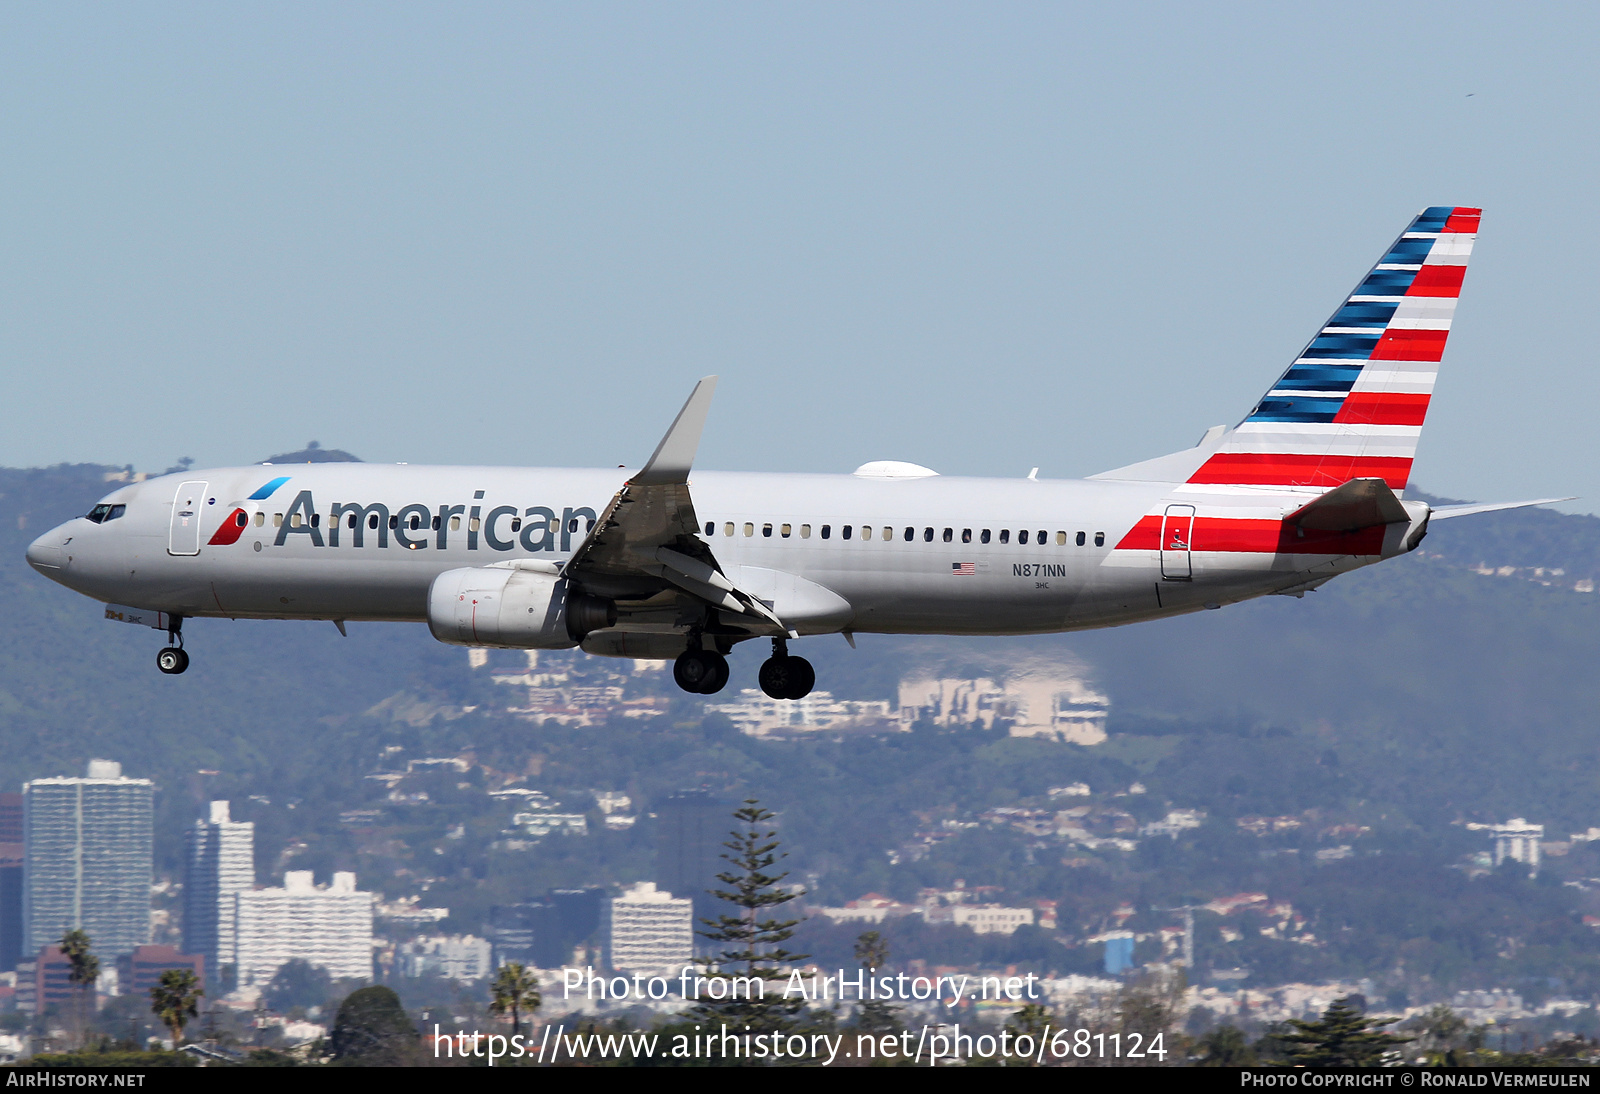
[999,529,1009,544]
[291,513,303,529]
[412,514,424,530]
[942,528,953,543]
[861,526,872,540]
[1055,531,1066,546]
[389,515,398,529]
[1076,531,1086,546]
[821,524,832,539]
[704,521,714,536]
[841,525,852,540]
[1037,530,1046,544]
[962,529,972,543]
[763,523,773,537]
[369,514,380,529]
[923,527,933,542]
[346,513,357,529]
[981,529,991,544]
[1095,532,1105,547]
[904,526,914,542]
[1018,529,1028,544]
[235,511,248,528]
[744,522,755,537]
[431,515,440,531]
[451,516,462,531]
[254,512,265,527]
[781,523,792,538]
[511,518,522,532]
[725,522,735,536]
[800,524,811,539]
[274,514,284,527]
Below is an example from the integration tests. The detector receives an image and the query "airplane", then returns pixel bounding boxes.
[26,206,1565,698]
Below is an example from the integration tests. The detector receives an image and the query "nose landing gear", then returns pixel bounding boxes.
[759,638,814,700]
[156,616,189,675]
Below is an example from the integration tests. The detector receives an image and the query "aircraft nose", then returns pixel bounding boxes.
[26,525,69,572]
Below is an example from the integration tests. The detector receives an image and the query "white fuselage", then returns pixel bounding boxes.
[25,462,1421,648]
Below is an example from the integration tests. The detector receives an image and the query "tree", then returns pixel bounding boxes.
[489,962,542,1037]
[851,931,900,1034]
[149,969,203,1047]
[59,929,98,1047]
[691,800,809,1034]
[1279,996,1411,1067]
[262,959,332,1014]
[1194,1024,1257,1066]
[328,986,417,1065]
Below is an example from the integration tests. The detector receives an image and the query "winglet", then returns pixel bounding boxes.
[633,376,718,486]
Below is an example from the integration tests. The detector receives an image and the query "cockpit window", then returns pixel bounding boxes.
[85,504,126,524]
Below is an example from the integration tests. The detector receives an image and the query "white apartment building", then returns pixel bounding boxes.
[1490,818,1544,876]
[705,690,895,737]
[948,905,1036,935]
[603,882,692,977]
[898,665,1110,745]
[397,935,493,981]
[183,801,255,982]
[234,871,374,987]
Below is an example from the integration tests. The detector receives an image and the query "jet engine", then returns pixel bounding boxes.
[427,566,615,649]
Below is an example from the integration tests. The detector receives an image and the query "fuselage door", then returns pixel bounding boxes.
[168,480,210,556]
[1160,504,1195,581]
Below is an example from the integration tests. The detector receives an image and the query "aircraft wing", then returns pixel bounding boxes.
[561,377,787,632]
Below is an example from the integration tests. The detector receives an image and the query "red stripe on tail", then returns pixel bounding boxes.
[1188,453,1412,490]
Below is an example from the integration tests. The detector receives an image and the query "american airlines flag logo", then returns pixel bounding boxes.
[951,562,975,576]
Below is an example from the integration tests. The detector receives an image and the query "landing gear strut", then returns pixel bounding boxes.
[673,648,729,694]
[759,638,813,700]
[157,616,189,675]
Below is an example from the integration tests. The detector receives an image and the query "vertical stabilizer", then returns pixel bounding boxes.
[1187,206,1479,493]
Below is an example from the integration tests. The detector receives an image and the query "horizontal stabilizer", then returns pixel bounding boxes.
[1286,478,1410,532]
[1428,497,1575,520]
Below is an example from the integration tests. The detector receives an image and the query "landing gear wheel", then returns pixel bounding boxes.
[702,653,730,695]
[674,650,728,694]
[156,647,189,675]
[759,655,813,700]
[783,656,814,700]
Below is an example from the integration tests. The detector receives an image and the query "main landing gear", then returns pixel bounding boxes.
[156,616,189,675]
[758,638,813,701]
[673,648,729,695]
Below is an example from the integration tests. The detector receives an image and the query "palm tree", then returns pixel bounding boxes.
[149,969,203,1047]
[489,963,541,1037]
[58,929,98,1048]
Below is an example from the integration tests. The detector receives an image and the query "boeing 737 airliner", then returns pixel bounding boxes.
[25,207,1562,698]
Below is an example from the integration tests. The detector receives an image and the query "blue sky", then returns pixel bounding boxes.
[2,3,1595,510]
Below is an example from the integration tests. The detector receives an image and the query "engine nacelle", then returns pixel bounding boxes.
[427,566,615,649]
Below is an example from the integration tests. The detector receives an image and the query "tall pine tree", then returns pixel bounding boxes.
[1280,996,1411,1066]
[689,800,808,1034]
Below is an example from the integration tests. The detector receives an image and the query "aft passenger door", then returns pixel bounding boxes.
[168,480,209,556]
[1159,504,1195,581]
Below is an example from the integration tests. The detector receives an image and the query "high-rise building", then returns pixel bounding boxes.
[23,760,153,958]
[182,801,254,986]
[397,935,492,981]
[602,882,692,977]
[233,871,373,987]
[0,792,23,972]
[655,790,732,924]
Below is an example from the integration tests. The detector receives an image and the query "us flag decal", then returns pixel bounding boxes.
[951,562,975,575]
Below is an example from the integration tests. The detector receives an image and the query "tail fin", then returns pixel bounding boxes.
[1187,206,1479,493]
